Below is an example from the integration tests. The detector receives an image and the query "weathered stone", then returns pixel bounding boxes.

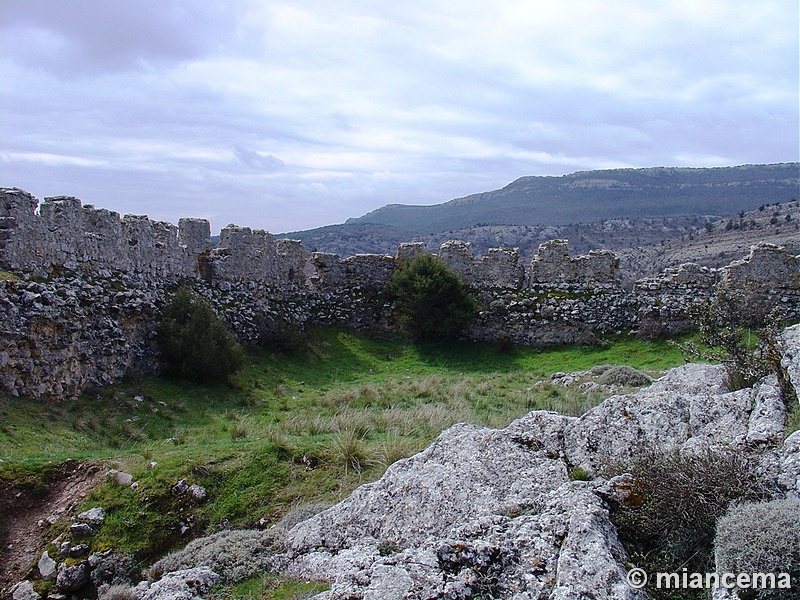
[285,422,570,553]
[560,361,779,474]
[65,543,90,558]
[438,240,477,286]
[77,506,106,526]
[479,247,525,288]
[171,479,189,496]
[69,523,95,538]
[277,239,314,287]
[395,242,425,263]
[746,383,786,446]
[37,550,57,580]
[722,242,800,290]
[775,430,800,498]
[782,324,800,404]
[56,562,88,592]
[114,471,134,486]
[279,425,648,599]
[208,225,279,283]
[187,484,207,502]
[138,567,221,600]
[529,239,620,286]
[9,580,39,600]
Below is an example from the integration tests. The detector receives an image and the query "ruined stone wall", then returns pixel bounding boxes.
[528,239,619,286]
[437,241,527,289]
[721,242,800,314]
[0,273,162,399]
[1,188,799,399]
[0,188,209,279]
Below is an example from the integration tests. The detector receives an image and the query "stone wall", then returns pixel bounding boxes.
[1,188,799,399]
[0,189,209,279]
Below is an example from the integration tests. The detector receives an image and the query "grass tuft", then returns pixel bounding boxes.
[0,326,692,573]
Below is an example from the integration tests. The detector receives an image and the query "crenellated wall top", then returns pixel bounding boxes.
[2,189,798,296]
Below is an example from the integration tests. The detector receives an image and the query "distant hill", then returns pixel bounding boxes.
[280,163,799,258]
[344,163,799,234]
[616,198,800,283]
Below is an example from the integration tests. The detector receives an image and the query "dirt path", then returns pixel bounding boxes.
[1,461,106,594]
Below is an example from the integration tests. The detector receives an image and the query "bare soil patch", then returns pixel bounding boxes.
[0,461,105,594]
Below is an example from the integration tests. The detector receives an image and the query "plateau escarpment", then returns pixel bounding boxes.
[1,187,799,400]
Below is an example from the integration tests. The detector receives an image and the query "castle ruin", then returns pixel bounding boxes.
[2,187,799,400]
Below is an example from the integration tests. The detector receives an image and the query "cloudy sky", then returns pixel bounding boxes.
[1,1,797,233]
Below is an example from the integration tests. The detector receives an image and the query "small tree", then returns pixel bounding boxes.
[387,254,477,342]
[675,285,795,398]
[157,287,244,383]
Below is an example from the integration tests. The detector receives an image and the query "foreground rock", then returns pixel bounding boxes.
[269,326,800,599]
[136,567,220,600]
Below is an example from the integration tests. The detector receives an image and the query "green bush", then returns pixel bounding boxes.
[157,287,244,383]
[595,365,652,387]
[387,254,477,342]
[715,497,800,600]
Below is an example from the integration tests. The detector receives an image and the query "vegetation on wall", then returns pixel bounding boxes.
[387,253,477,341]
[156,287,244,384]
[674,285,797,401]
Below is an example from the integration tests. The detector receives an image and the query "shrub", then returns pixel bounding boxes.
[595,365,652,387]
[157,287,244,383]
[715,497,800,600]
[605,447,768,599]
[675,285,794,396]
[149,529,281,584]
[387,253,477,342]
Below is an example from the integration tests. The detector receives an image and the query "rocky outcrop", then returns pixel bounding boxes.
[271,326,800,599]
[277,422,645,599]
[137,567,221,600]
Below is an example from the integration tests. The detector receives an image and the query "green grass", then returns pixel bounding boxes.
[0,327,689,573]
[208,575,330,600]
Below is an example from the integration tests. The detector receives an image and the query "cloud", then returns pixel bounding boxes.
[233,146,285,172]
[0,0,235,75]
[0,0,796,233]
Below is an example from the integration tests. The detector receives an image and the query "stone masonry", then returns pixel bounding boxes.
[1,188,799,399]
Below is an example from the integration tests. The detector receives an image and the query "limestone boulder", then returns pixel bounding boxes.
[285,422,570,554]
[138,567,221,600]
